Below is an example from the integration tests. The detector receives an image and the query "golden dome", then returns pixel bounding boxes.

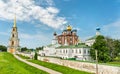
[67,25,72,31]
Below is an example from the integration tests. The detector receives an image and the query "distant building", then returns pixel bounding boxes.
[7,15,20,54]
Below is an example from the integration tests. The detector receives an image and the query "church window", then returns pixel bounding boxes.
[63,50,65,53]
[84,50,86,54]
[59,41,61,43]
[72,50,74,53]
[12,34,14,37]
[60,50,62,53]
[12,41,14,46]
[66,50,67,53]
[88,50,90,54]
[79,49,81,54]
[76,50,77,53]
[13,28,15,31]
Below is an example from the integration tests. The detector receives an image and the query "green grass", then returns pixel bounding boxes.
[28,60,93,74]
[65,58,120,67]
[100,62,120,67]
[0,52,48,74]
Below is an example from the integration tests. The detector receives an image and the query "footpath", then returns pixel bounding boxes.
[14,55,62,74]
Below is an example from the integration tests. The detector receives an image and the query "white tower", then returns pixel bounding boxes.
[7,15,20,54]
[52,32,58,45]
[96,27,101,36]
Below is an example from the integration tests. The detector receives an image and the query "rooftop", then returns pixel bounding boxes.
[56,43,89,49]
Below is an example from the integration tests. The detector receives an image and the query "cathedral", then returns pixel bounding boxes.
[7,15,20,54]
[52,25,79,46]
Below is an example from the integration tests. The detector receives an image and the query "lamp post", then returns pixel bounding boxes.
[95,50,98,74]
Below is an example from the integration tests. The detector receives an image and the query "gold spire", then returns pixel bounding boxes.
[13,14,16,27]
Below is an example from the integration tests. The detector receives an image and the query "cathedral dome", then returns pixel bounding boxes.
[96,27,100,31]
[67,25,72,31]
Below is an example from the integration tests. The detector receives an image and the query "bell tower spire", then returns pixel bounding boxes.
[13,14,16,27]
[7,0,20,54]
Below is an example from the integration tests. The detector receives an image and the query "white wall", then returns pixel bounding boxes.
[56,48,90,61]
[85,39,95,46]
[38,56,120,74]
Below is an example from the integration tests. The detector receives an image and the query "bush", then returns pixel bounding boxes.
[67,58,76,60]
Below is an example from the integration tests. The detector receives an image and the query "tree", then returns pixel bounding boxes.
[106,37,120,61]
[34,51,38,60]
[113,40,120,61]
[105,37,115,61]
[36,46,44,51]
[90,35,111,63]
[0,45,7,52]
[21,47,28,52]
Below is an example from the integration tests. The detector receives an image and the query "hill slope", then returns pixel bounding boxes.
[0,52,48,74]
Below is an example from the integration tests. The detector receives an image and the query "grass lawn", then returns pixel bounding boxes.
[100,62,120,67]
[28,60,93,74]
[66,58,120,67]
[0,52,48,74]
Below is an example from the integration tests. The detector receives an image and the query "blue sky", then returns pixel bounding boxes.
[0,0,120,48]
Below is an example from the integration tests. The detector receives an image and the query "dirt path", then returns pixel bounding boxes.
[14,55,62,74]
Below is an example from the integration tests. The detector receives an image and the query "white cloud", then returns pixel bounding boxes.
[0,0,67,29]
[103,19,120,39]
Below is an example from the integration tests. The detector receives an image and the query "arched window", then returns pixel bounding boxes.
[12,34,14,37]
[13,28,15,31]
[12,41,14,46]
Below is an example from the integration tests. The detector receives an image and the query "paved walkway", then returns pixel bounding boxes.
[14,55,62,74]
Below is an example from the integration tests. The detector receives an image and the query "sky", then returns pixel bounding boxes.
[0,0,120,48]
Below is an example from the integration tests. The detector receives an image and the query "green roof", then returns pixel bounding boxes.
[56,43,89,49]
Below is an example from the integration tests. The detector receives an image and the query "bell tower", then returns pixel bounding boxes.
[7,15,20,54]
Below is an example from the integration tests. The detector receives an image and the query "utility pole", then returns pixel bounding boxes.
[95,50,98,74]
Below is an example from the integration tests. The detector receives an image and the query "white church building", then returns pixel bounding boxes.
[39,26,101,61]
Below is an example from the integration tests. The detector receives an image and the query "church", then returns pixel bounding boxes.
[7,15,20,54]
[57,25,79,45]
[39,25,101,61]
